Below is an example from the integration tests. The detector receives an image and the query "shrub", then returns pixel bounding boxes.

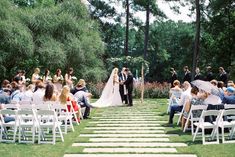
[89,81,170,99]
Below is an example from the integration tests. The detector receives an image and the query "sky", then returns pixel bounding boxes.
[81,0,195,23]
[157,0,194,22]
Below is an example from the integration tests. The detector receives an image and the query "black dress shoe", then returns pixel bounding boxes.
[83,117,91,119]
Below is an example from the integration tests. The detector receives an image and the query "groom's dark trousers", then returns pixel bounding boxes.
[119,73,128,104]
[124,72,134,106]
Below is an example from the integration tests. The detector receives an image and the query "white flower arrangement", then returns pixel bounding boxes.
[58,77,64,81]
[47,76,52,80]
[71,76,77,81]
[25,78,31,82]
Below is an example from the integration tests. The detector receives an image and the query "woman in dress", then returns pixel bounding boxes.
[92,68,123,108]
[31,68,41,85]
[43,69,52,84]
[59,86,80,122]
[65,67,74,89]
[53,68,64,92]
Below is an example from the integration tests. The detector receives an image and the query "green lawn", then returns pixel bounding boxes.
[0,99,235,157]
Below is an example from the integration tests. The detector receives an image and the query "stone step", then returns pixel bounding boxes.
[89,138,170,142]
[72,142,187,147]
[93,119,165,121]
[89,121,167,124]
[64,154,197,157]
[83,148,177,153]
[80,134,171,138]
[97,113,158,116]
[92,116,161,119]
[99,112,158,114]
[85,126,165,130]
[94,123,160,127]
[93,130,165,133]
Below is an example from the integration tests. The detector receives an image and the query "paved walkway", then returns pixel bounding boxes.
[64,103,197,157]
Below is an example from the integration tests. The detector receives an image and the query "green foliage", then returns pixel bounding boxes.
[0,0,105,82]
[107,56,149,74]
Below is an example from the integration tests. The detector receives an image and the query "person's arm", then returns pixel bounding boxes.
[65,74,72,84]
[31,74,38,84]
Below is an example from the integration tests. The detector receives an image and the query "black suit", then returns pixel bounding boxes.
[205,72,214,81]
[183,71,191,82]
[124,72,134,106]
[219,72,228,85]
[170,73,177,87]
[194,73,203,80]
[119,72,128,104]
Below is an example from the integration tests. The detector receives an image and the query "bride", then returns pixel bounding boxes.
[92,68,123,108]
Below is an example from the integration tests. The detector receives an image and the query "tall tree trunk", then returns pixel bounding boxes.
[141,0,150,103]
[192,0,200,80]
[144,0,150,59]
[124,0,129,56]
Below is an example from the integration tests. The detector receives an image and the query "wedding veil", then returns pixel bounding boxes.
[92,68,116,107]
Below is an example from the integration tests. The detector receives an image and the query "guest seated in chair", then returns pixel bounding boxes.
[181,86,207,128]
[59,86,80,122]
[220,86,235,104]
[168,81,192,126]
[73,80,92,119]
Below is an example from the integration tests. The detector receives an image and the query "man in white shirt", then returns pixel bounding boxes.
[74,90,92,119]
[168,81,192,125]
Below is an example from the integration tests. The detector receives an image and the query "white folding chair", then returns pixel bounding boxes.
[19,100,32,105]
[183,105,208,134]
[51,102,74,134]
[36,110,64,144]
[176,101,187,125]
[224,104,235,109]
[17,109,37,144]
[0,109,18,143]
[4,103,20,110]
[67,101,80,125]
[193,110,220,145]
[217,109,235,143]
[34,103,51,110]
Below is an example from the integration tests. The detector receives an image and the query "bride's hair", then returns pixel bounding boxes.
[113,68,118,74]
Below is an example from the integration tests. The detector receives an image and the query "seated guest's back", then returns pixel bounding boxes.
[43,84,57,101]
[32,81,45,104]
[0,89,11,104]
[221,87,235,104]
[21,84,34,101]
[169,80,182,105]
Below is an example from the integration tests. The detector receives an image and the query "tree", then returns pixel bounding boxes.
[192,0,201,80]
[124,0,130,56]
[0,0,106,83]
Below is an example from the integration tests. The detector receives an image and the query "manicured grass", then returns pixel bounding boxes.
[153,99,235,157]
[0,115,93,157]
[1,99,235,157]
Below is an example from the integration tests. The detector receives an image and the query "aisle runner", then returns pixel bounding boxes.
[64,104,197,157]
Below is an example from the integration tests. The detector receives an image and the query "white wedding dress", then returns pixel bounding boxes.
[92,69,123,108]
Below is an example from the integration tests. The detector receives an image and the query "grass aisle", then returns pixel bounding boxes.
[1,99,235,157]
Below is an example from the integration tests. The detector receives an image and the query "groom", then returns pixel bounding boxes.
[119,67,128,104]
[124,68,134,106]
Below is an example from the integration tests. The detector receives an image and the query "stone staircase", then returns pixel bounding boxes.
[64,104,197,157]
